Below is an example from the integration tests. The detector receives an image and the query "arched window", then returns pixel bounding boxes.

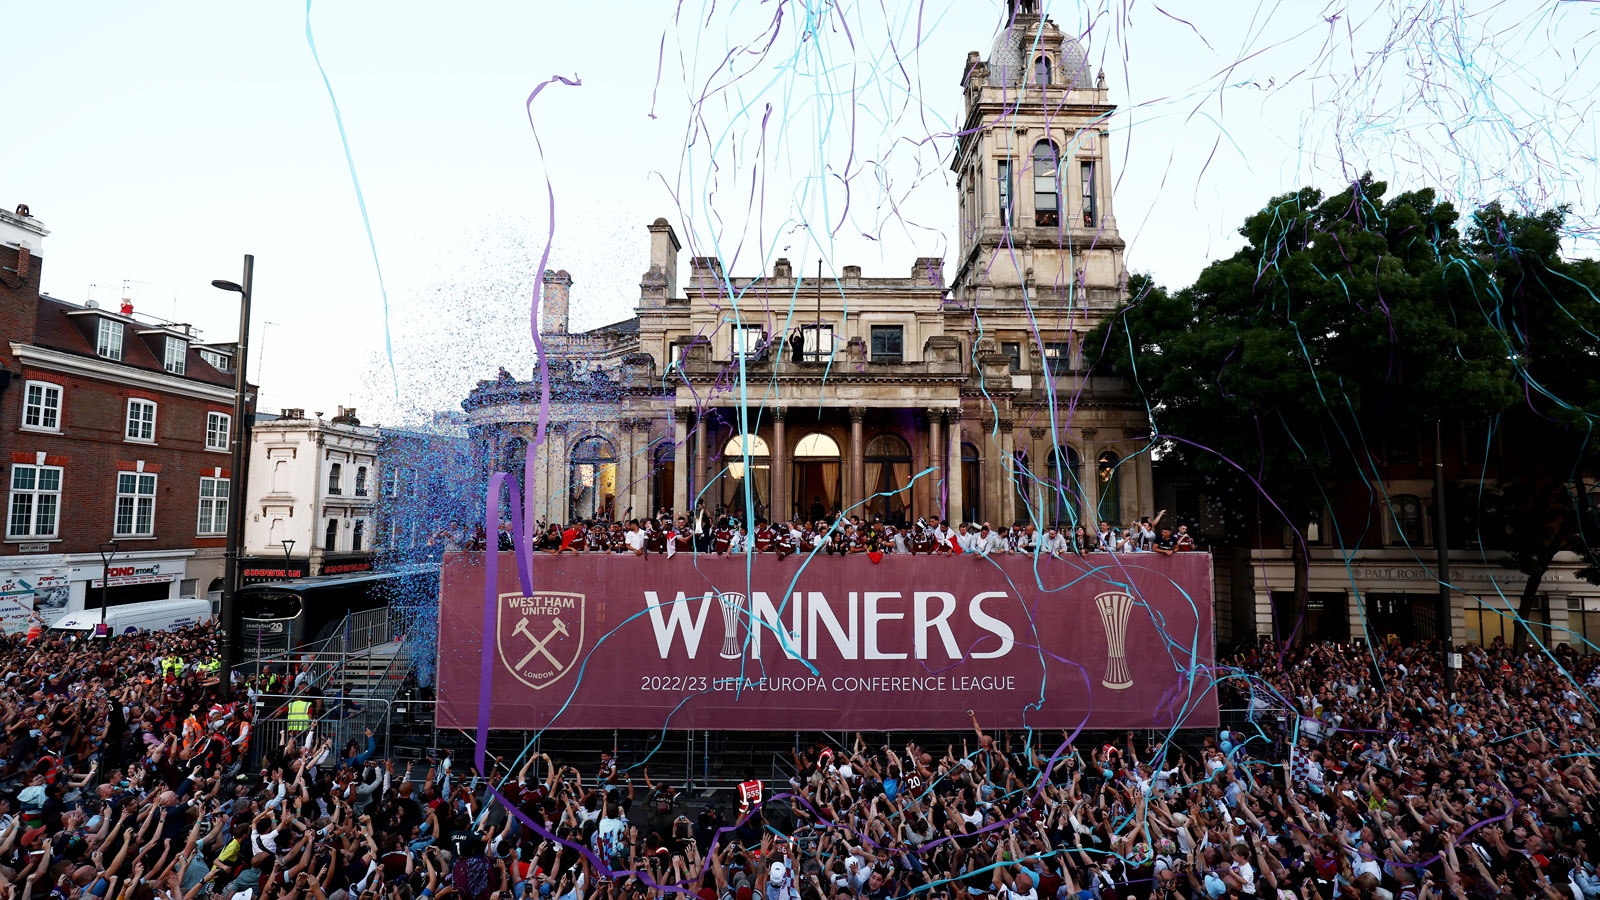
[1033,55,1051,86]
[1032,141,1059,227]
[1048,446,1083,526]
[355,466,368,497]
[569,436,619,522]
[327,462,343,495]
[794,433,840,457]
[1096,450,1121,524]
[1389,494,1425,545]
[324,518,339,552]
[793,433,841,520]
[719,433,770,518]
[352,519,365,551]
[865,434,912,524]
[961,442,982,524]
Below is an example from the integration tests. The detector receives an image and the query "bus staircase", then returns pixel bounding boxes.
[249,608,417,766]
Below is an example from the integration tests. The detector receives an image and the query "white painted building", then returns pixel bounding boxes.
[242,407,379,580]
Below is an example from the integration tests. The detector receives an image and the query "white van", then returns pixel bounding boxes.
[50,598,214,636]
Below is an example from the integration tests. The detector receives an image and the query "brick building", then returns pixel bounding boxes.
[0,204,251,630]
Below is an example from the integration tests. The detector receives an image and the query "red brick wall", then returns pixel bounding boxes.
[0,244,41,371]
[3,366,238,557]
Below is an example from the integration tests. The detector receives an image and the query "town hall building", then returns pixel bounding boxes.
[464,2,1155,533]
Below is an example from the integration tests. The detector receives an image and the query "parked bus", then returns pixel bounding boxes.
[234,566,438,661]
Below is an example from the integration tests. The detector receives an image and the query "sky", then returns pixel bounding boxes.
[7,0,1596,424]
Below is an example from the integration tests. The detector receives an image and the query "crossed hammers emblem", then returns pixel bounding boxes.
[512,616,570,670]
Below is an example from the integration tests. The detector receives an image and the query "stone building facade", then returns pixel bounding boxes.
[465,2,1155,530]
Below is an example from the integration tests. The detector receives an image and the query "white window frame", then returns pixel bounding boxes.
[114,472,158,538]
[21,381,63,433]
[6,464,62,540]
[324,518,340,552]
[163,337,187,375]
[205,412,231,452]
[352,519,365,551]
[125,399,157,443]
[96,319,124,361]
[355,466,369,497]
[198,349,231,372]
[381,467,398,499]
[731,324,764,359]
[196,476,229,536]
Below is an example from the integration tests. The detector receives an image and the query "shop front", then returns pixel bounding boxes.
[319,553,374,577]
[239,557,311,585]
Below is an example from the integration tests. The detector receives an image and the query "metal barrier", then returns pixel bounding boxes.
[250,692,393,767]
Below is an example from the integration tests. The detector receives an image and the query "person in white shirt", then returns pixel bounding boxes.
[623,521,647,556]
[975,524,1007,557]
[1040,527,1070,557]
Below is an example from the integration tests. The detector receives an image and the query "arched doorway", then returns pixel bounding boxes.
[1047,446,1083,527]
[792,433,841,522]
[501,436,528,502]
[960,442,981,525]
[651,441,675,518]
[1096,450,1121,524]
[569,436,618,521]
[721,434,770,520]
[865,433,912,525]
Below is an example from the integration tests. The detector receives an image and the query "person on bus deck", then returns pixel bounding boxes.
[645,518,668,554]
[673,516,694,553]
[1153,526,1179,557]
[623,520,648,556]
[712,517,734,555]
[754,519,775,552]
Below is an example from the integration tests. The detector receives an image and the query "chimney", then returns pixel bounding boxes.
[842,265,862,285]
[332,406,361,426]
[646,218,681,298]
[540,269,572,335]
[773,258,792,279]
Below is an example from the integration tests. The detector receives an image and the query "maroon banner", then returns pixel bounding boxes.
[435,551,1218,731]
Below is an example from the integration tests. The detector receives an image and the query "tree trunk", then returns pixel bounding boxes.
[1512,568,1546,653]
[1286,537,1310,648]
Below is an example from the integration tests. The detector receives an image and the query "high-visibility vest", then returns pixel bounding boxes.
[163,657,184,678]
[286,700,312,729]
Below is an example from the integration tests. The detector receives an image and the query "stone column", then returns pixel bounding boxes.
[672,410,690,516]
[549,424,569,525]
[694,411,709,510]
[999,419,1017,526]
[617,419,636,521]
[772,407,788,521]
[1081,427,1100,529]
[946,409,963,523]
[530,426,550,523]
[926,409,943,520]
[1031,426,1049,527]
[849,406,866,513]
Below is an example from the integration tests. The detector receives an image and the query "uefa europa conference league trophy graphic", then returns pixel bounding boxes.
[712,587,1134,691]
[718,590,748,660]
[1095,590,1135,690]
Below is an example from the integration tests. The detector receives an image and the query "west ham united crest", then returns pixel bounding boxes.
[497,591,585,690]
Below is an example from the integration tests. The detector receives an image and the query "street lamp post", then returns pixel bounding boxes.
[97,541,119,637]
[211,255,254,697]
[281,539,296,578]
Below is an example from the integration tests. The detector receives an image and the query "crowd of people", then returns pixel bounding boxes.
[441,509,1197,560]
[2,619,1598,900]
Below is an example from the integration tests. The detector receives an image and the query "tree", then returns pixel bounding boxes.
[1090,175,1532,645]
[1454,204,1600,649]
